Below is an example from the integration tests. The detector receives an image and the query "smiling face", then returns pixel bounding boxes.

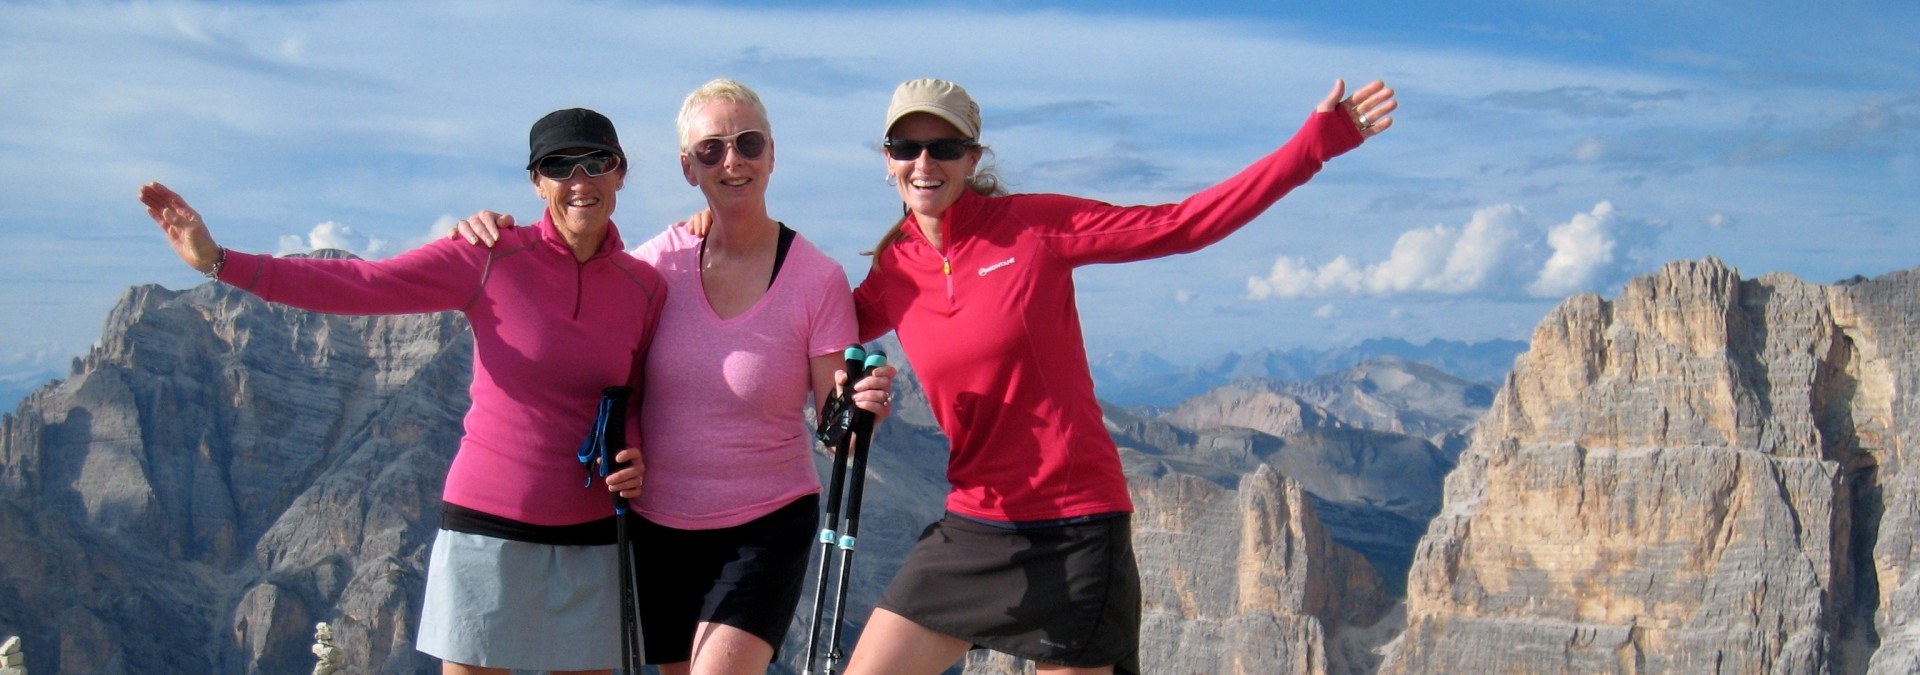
[885,112,981,224]
[680,98,774,214]
[532,146,624,243]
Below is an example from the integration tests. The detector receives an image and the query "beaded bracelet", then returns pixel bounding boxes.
[204,247,227,280]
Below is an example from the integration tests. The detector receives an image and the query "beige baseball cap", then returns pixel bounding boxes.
[885,78,981,139]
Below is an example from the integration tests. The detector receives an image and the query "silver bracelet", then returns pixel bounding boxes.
[204,247,227,280]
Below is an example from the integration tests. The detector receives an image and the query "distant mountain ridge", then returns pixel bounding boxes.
[1090,337,1526,407]
[1114,355,1481,596]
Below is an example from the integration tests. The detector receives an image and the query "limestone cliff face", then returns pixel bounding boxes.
[1132,466,1392,675]
[1384,258,1920,674]
[0,279,464,673]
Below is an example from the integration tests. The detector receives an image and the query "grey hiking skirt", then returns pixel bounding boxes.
[415,529,623,670]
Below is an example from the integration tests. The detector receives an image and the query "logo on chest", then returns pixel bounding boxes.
[977,256,1018,277]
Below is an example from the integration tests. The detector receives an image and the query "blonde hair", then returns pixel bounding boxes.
[676,78,771,149]
[866,148,1006,259]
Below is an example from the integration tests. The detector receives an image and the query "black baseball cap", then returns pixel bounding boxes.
[527,108,625,169]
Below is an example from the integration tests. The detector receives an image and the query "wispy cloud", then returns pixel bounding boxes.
[1026,150,1173,192]
[1483,86,1689,118]
[721,47,887,97]
[993,100,1119,129]
[1637,46,1746,72]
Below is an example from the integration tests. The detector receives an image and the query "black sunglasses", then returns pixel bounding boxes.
[535,152,622,181]
[884,137,978,162]
[690,129,769,166]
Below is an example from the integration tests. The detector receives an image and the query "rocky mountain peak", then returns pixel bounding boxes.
[1386,258,1920,673]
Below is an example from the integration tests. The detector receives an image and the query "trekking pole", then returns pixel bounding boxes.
[582,386,644,674]
[803,345,868,675]
[819,349,887,675]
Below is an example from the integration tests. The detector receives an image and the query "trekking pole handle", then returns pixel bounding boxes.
[598,386,634,513]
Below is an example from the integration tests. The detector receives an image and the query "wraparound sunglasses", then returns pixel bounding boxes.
[536,152,622,180]
[884,137,978,162]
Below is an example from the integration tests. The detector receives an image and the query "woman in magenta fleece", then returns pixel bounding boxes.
[141,108,664,675]
[839,78,1399,675]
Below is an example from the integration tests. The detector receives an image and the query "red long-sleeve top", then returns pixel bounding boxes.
[854,110,1363,522]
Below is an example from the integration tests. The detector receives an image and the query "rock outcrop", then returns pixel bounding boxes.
[1132,466,1392,674]
[1384,258,1920,674]
[0,276,463,673]
[1,635,24,675]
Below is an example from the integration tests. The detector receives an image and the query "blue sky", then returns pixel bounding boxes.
[2,0,1916,387]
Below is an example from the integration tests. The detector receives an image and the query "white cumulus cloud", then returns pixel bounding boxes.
[277,221,390,258]
[1529,202,1619,296]
[1247,201,1655,301]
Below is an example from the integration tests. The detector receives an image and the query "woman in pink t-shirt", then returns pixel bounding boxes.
[455,80,896,675]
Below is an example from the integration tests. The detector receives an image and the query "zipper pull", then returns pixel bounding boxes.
[942,258,951,275]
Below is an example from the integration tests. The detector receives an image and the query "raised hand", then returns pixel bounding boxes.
[1318,79,1398,139]
[138,182,223,274]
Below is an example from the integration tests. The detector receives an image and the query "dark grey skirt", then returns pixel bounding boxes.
[876,512,1141,674]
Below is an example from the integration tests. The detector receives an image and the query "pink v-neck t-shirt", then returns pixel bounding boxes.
[628,223,856,529]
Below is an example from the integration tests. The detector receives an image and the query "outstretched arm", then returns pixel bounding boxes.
[138,182,224,274]
[1041,78,1399,266]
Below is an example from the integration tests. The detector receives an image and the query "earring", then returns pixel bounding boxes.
[885,175,898,187]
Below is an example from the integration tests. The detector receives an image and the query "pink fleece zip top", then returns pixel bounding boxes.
[218,214,667,526]
[854,110,1363,522]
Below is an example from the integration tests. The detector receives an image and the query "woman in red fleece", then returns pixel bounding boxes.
[842,78,1397,675]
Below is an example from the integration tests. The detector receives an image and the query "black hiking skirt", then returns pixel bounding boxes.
[876,511,1141,674]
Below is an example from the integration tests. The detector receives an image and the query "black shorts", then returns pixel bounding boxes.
[876,512,1142,674]
[631,493,817,664]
